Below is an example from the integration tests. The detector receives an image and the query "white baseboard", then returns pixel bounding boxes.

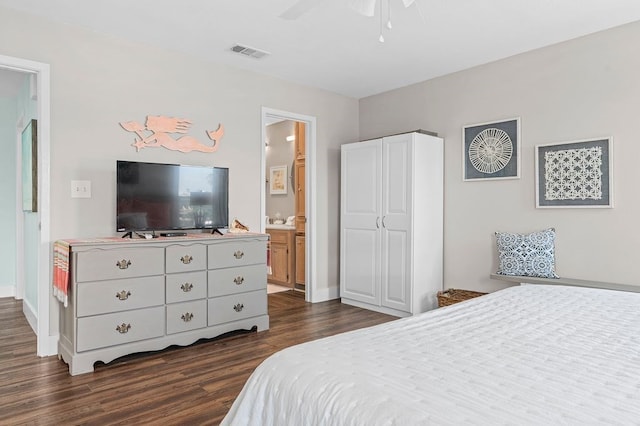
[23,297,37,334]
[40,334,59,357]
[21,298,58,356]
[0,285,16,298]
[311,285,340,303]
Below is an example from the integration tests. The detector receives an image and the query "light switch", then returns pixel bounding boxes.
[71,180,91,198]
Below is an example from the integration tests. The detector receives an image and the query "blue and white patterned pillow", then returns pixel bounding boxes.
[495,228,559,278]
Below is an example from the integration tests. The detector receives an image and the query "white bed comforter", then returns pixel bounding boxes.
[222,285,640,425]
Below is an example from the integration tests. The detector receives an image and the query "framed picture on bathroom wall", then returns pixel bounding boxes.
[269,165,288,195]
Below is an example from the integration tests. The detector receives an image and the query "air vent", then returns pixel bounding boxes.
[230,44,270,59]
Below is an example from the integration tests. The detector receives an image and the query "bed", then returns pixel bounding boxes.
[222,285,640,425]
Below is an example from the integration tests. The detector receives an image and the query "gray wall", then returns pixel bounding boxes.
[0,6,359,334]
[16,77,39,308]
[0,96,17,293]
[4,4,637,329]
[0,73,37,304]
[359,21,640,292]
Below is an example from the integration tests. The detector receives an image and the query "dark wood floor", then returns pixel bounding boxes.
[0,291,394,425]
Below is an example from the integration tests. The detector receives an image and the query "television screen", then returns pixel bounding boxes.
[116,160,229,232]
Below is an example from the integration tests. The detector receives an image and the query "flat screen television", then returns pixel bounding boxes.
[116,160,229,234]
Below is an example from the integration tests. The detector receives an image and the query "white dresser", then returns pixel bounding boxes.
[58,233,269,375]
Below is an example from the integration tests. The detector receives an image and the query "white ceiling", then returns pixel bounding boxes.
[1,0,640,99]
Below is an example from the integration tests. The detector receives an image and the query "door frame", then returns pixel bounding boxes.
[261,107,316,303]
[0,54,53,356]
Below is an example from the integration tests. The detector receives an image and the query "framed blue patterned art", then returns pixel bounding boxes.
[462,117,520,181]
[535,137,613,208]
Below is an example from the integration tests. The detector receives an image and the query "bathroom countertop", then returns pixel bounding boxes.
[266,224,295,230]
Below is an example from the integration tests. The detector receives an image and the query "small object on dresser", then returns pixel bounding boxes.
[437,289,487,307]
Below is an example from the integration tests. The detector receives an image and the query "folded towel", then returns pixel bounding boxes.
[53,240,71,307]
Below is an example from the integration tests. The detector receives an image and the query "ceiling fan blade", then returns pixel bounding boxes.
[413,0,426,24]
[279,0,323,20]
[348,0,376,17]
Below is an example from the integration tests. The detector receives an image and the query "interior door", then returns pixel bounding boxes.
[340,139,381,305]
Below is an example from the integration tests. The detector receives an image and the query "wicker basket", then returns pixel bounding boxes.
[437,288,487,307]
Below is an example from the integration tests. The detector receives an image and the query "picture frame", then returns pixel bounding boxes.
[21,119,38,212]
[269,165,288,195]
[535,137,613,208]
[462,117,520,181]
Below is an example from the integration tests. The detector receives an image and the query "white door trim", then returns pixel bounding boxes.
[0,54,54,356]
[261,107,316,303]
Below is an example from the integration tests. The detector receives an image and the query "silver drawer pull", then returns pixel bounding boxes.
[233,276,244,285]
[115,290,131,301]
[233,303,244,312]
[116,323,131,334]
[233,250,244,259]
[180,255,193,264]
[116,259,132,269]
[181,312,194,322]
[180,282,194,292]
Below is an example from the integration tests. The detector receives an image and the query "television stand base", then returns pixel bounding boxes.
[211,228,224,236]
[121,231,133,239]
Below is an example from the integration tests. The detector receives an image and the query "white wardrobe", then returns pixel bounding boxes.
[340,131,443,317]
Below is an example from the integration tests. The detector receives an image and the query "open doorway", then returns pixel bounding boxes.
[261,108,316,303]
[0,67,27,302]
[0,54,52,356]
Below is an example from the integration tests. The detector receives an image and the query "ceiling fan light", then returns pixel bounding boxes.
[378,0,386,42]
[386,0,392,29]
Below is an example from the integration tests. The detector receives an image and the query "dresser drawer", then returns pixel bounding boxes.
[76,276,164,317]
[165,243,207,273]
[208,290,267,326]
[77,306,165,352]
[166,300,207,335]
[208,264,267,297]
[208,240,266,269]
[166,271,207,303]
[75,247,164,282]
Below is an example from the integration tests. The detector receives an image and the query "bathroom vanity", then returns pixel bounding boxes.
[266,225,295,289]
